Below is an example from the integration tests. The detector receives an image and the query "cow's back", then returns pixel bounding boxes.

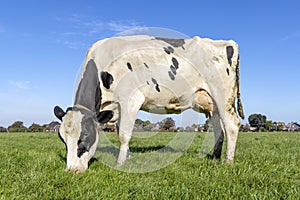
[81,35,241,119]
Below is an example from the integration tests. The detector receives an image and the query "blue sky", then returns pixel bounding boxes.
[0,0,299,127]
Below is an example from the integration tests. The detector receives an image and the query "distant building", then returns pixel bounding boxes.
[0,126,7,132]
[45,121,60,133]
[151,123,160,132]
[273,122,286,127]
[239,123,252,132]
[287,122,300,132]
[184,124,211,132]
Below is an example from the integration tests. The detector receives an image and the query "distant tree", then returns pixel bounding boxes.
[8,121,27,132]
[265,120,274,132]
[134,119,144,130]
[134,119,154,131]
[185,126,193,132]
[28,123,44,132]
[177,127,184,132]
[248,114,267,131]
[143,120,152,127]
[160,117,175,131]
[203,120,210,132]
[143,120,153,131]
[191,124,198,132]
[42,124,48,129]
[185,125,203,132]
[276,123,284,132]
[135,119,143,127]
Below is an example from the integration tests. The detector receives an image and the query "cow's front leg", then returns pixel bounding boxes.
[222,111,241,163]
[117,131,131,167]
[117,91,145,167]
[117,111,135,167]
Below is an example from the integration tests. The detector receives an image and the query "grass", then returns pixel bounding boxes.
[0,132,299,199]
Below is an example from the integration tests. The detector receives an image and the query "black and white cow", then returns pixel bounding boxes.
[54,35,244,172]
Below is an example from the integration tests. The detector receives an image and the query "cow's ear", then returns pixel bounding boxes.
[54,106,66,121]
[97,110,113,123]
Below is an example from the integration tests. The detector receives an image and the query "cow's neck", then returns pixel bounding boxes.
[74,59,101,114]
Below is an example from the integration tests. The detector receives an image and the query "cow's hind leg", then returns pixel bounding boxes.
[193,89,224,159]
[117,91,145,167]
[222,110,241,163]
[210,112,224,160]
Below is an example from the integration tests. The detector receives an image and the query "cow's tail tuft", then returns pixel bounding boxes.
[236,55,245,119]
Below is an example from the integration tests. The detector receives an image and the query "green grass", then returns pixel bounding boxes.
[0,132,299,199]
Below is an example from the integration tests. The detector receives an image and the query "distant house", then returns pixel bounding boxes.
[151,123,160,132]
[272,122,288,131]
[45,121,60,133]
[192,124,206,132]
[238,124,257,132]
[287,122,300,131]
[0,126,7,132]
[273,122,286,127]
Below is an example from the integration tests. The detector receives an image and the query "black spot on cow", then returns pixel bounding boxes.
[77,139,88,157]
[155,84,160,92]
[144,63,149,68]
[95,85,101,112]
[155,37,185,49]
[151,78,158,85]
[146,81,150,85]
[127,62,133,71]
[168,71,175,80]
[77,117,97,157]
[164,46,174,54]
[73,108,113,157]
[226,46,234,66]
[172,57,179,69]
[74,59,101,113]
[151,78,160,92]
[101,71,114,89]
[226,68,230,76]
[170,65,177,75]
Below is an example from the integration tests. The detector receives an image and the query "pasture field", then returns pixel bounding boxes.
[0,132,299,199]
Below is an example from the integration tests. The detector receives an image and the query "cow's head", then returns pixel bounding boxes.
[54,105,113,173]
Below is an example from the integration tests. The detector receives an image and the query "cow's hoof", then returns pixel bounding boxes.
[74,169,83,174]
[65,168,85,174]
[212,156,221,161]
[225,159,234,164]
[116,158,126,167]
[116,162,124,168]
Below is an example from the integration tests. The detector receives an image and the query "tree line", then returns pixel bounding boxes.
[241,114,287,132]
[1,113,299,133]
[134,117,177,132]
[3,121,46,132]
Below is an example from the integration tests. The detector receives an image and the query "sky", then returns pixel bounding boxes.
[0,0,299,127]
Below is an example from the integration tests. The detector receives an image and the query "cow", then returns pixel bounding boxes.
[54,35,244,173]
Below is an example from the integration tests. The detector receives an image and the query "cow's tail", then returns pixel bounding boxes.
[236,55,245,119]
